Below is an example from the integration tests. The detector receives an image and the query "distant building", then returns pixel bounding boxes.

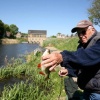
[6,31,11,37]
[16,32,22,38]
[28,30,47,45]
[56,33,66,38]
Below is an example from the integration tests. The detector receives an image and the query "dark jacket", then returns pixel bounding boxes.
[60,31,100,93]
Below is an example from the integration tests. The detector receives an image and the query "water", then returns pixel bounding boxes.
[0,43,42,67]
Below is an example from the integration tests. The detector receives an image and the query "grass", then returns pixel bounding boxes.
[0,37,80,100]
[43,37,79,51]
[0,52,66,100]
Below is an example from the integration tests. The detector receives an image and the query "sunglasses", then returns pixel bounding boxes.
[77,30,86,35]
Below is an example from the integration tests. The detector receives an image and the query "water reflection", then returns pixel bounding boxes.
[0,76,29,96]
[0,43,40,67]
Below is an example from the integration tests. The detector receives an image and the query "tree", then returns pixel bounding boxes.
[0,20,5,38]
[51,35,56,38]
[10,24,19,35]
[4,24,10,32]
[4,24,11,38]
[57,33,61,35]
[88,0,100,26]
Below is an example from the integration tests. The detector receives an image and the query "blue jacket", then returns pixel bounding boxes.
[60,32,100,93]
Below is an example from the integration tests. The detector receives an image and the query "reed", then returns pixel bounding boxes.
[0,36,79,99]
[0,52,66,100]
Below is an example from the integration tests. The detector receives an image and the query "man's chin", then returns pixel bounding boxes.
[82,40,87,44]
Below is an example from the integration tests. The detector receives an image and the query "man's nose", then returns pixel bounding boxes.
[79,33,84,37]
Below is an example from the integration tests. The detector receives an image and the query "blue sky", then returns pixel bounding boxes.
[0,0,100,37]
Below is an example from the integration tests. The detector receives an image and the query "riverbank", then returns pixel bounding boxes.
[1,39,19,44]
[0,49,67,100]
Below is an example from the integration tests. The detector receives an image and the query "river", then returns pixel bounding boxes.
[0,43,43,67]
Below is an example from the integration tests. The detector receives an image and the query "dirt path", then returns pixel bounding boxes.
[45,46,58,50]
[45,46,62,52]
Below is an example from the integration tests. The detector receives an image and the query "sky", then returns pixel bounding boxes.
[0,0,100,37]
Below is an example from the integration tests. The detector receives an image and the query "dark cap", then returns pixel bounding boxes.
[71,20,93,33]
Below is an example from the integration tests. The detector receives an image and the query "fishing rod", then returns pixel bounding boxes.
[58,77,64,100]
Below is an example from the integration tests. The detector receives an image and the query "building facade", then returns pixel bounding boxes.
[16,32,22,38]
[28,30,47,45]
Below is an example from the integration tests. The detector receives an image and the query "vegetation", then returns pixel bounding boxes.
[0,37,82,100]
[17,38,28,43]
[50,35,56,38]
[0,20,5,38]
[0,19,19,39]
[10,24,19,36]
[43,37,79,51]
[88,0,100,26]
[0,51,66,100]
[43,37,84,98]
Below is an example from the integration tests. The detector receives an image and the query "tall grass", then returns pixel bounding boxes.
[0,52,66,100]
[0,37,79,100]
[43,37,79,51]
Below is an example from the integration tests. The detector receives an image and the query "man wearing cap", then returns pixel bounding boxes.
[41,20,100,100]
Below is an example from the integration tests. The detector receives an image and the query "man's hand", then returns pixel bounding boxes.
[58,67,68,77]
[41,52,63,71]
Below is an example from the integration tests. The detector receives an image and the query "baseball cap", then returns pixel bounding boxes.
[71,20,93,33]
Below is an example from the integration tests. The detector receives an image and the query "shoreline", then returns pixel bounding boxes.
[1,39,19,44]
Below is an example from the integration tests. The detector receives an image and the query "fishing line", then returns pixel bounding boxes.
[58,76,64,100]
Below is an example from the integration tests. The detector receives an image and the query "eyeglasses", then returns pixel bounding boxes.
[77,30,86,35]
